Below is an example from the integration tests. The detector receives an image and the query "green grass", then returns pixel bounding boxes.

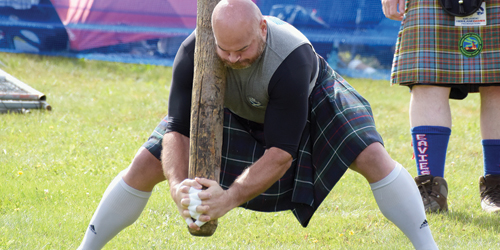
[1,52,499,249]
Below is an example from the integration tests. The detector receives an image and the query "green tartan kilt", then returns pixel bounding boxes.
[144,59,383,227]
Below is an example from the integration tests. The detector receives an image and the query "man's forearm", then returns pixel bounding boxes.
[226,147,293,208]
[161,132,190,196]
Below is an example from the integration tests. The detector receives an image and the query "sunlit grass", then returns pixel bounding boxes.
[1,52,499,249]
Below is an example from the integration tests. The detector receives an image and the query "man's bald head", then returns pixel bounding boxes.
[212,0,263,36]
[211,0,267,69]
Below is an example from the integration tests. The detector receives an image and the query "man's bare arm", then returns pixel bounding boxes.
[227,147,293,205]
[161,132,204,222]
[192,147,293,226]
[161,132,190,192]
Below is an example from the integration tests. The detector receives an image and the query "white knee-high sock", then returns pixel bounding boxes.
[370,163,438,250]
[78,172,151,250]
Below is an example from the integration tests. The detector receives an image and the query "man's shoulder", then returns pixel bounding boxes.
[183,32,196,51]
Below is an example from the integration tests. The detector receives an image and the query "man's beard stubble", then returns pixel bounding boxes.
[221,39,266,70]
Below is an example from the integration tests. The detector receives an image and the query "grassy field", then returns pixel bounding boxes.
[1,52,499,249]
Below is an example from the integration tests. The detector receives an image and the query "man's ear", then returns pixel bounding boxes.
[260,19,267,38]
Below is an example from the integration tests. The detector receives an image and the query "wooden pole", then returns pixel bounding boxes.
[188,0,226,237]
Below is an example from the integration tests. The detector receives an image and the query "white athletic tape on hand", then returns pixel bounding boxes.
[189,187,202,195]
[188,187,202,219]
[188,204,199,213]
[195,220,207,227]
[189,193,202,204]
[185,217,194,226]
[188,205,201,220]
[187,187,206,226]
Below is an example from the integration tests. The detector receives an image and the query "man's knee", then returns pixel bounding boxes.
[350,143,394,183]
[123,147,165,191]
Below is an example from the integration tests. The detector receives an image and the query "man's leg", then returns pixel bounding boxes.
[350,143,438,250]
[478,86,500,212]
[409,85,452,212]
[78,147,165,250]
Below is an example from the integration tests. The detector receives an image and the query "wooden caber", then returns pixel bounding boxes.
[188,0,226,237]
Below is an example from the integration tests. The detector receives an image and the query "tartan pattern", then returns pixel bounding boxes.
[143,58,383,227]
[391,0,500,85]
[143,117,169,160]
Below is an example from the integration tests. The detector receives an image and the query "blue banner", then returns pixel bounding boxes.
[0,0,401,79]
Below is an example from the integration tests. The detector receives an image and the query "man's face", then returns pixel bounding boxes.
[215,33,266,70]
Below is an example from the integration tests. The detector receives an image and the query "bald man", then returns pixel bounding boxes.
[78,0,438,249]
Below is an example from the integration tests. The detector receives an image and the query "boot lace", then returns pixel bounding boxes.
[417,179,433,201]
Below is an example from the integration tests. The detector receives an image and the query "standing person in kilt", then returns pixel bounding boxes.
[78,0,438,249]
[382,0,500,213]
